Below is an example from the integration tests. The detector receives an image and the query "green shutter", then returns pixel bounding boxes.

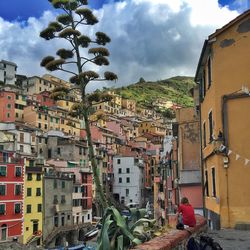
[0,166,6,176]
[0,204,5,214]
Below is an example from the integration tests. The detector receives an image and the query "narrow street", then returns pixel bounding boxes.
[208,229,250,250]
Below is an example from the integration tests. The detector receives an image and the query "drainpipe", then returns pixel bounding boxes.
[198,102,206,217]
[222,92,250,228]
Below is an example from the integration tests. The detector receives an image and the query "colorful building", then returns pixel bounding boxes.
[22,161,43,246]
[15,93,27,122]
[195,10,250,229]
[0,151,24,242]
[0,90,16,122]
[138,120,167,136]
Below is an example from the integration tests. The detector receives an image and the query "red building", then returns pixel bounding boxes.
[0,90,15,122]
[34,91,56,107]
[0,151,24,242]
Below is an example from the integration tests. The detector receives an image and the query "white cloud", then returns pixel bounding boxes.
[0,0,241,91]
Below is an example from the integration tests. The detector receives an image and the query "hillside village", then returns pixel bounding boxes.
[0,62,197,247]
[0,5,250,250]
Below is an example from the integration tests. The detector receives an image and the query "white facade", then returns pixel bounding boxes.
[113,156,144,206]
[0,60,17,85]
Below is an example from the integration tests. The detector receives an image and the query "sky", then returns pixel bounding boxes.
[0,0,249,91]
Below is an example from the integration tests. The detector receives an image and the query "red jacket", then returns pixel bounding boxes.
[178,203,196,227]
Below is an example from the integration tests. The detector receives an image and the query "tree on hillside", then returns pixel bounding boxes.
[40,0,118,210]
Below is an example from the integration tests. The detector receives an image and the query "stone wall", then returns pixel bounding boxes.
[133,215,207,250]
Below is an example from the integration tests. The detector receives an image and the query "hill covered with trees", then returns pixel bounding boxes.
[113,76,195,110]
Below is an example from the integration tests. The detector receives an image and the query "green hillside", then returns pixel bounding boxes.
[114,76,195,110]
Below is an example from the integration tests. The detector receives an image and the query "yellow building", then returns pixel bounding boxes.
[121,98,136,112]
[56,99,76,112]
[138,120,166,136]
[23,158,43,246]
[15,93,27,122]
[195,10,250,229]
[23,106,49,131]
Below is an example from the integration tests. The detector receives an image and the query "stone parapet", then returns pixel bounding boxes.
[133,215,207,250]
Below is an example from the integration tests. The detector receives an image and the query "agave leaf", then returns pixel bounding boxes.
[97,214,113,250]
[130,218,156,232]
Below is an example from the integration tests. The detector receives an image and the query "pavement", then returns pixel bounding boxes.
[207,229,250,250]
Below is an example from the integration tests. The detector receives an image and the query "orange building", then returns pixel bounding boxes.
[195,10,250,229]
[0,90,15,122]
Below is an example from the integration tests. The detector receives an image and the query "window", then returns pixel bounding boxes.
[205,170,209,196]
[126,177,130,183]
[119,177,122,183]
[45,115,47,121]
[117,159,121,164]
[0,204,5,215]
[7,104,11,109]
[7,95,12,100]
[26,205,32,213]
[118,168,122,174]
[50,117,53,123]
[38,123,41,129]
[36,188,41,196]
[53,179,57,189]
[61,195,66,204]
[212,168,216,197]
[27,188,32,197]
[56,118,59,124]
[0,166,7,176]
[38,113,42,119]
[15,203,21,214]
[16,112,19,118]
[203,122,206,148]
[126,189,129,197]
[57,147,61,155]
[15,166,22,177]
[208,57,212,88]
[20,145,24,152]
[6,113,10,118]
[45,124,48,130]
[20,133,24,143]
[15,185,21,195]
[37,204,42,212]
[27,173,32,181]
[61,181,65,189]
[0,185,6,195]
[126,168,130,174]
[53,195,58,204]
[208,111,213,142]
[37,174,41,181]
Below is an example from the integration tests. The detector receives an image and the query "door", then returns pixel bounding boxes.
[1,224,7,241]
[33,222,38,234]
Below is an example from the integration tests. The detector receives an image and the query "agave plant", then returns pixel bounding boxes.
[96,206,157,250]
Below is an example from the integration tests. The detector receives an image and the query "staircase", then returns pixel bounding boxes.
[26,231,42,245]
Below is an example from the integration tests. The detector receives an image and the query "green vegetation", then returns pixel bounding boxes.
[115,76,195,111]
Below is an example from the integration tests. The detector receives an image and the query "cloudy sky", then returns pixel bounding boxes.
[0,0,249,91]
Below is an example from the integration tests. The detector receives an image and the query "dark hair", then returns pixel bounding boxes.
[181,197,189,204]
